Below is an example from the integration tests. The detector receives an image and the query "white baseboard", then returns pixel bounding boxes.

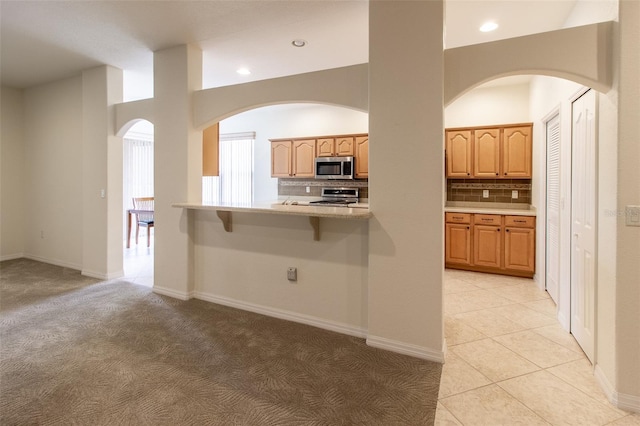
[366,334,445,363]
[0,253,24,262]
[594,364,640,413]
[24,254,82,271]
[194,292,368,339]
[81,269,124,280]
[152,286,193,301]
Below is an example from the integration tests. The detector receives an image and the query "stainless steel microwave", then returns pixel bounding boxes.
[315,156,355,180]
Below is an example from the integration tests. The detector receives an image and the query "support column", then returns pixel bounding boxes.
[82,65,124,279]
[367,0,444,361]
[153,45,203,298]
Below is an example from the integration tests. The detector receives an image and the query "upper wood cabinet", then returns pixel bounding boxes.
[271,133,368,179]
[355,136,369,178]
[270,139,316,178]
[292,140,316,178]
[445,130,472,177]
[502,125,532,178]
[445,123,532,179]
[473,128,500,178]
[316,137,355,157]
[202,123,220,177]
[271,141,292,177]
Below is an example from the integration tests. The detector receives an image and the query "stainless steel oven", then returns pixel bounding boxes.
[314,156,355,180]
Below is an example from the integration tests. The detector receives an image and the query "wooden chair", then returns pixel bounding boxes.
[132,197,154,247]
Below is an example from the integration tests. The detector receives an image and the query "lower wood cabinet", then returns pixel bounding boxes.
[445,212,535,277]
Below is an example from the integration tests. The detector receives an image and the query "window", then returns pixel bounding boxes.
[123,135,154,210]
[203,132,254,206]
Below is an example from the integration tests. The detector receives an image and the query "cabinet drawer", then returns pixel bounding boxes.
[505,215,535,228]
[446,212,471,224]
[474,214,502,226]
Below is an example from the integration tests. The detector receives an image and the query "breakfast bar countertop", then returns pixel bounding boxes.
[172,201,372,219]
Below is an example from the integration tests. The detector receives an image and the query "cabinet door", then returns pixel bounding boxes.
[446,130,472,177]
[202,122,220,177]
[292,139,316,178]
[335,137,355,156]
[445,223,472,265]
[316,138,335,157]
[503,125,532,178]
[504,227,535,272]
[473,225,502,268]
[474,128,500,178]
[271,141,292,177]
[355,136,369,178]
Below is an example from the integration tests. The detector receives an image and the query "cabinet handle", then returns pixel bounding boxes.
[497,228,500,231]
[514,220,526,223]
[467,173,470,176]
[504,172,508,175]
[466,226,470,230]
[506,229,510,232]
[496,173,499,176]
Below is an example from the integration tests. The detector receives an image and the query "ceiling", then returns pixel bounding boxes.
[1,1,578,100]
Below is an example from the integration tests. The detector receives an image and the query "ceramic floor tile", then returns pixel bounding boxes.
[487,303,558,329]
[494,330,584,368]
[445,292,484,315]
[547,359,628,415]
[606,414,640,425]
[523,298,558,318]
[532,325,585,354]
[440,384,550,426]
[498,370,626,426]
[445,317,487,346]
[435,402,463,425]
[489,283,549,303]
[453,309,527,337]
[451,338,540,382]
[445,277,482,294]
[439,352,492,398]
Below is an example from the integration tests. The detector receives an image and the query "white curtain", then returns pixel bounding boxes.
[203,132,254,206]
[123,137,154,242]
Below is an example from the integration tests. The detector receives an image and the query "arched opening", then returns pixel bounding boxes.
[443,72,605,372]
[207,102,368,205]
[122,119,155,287]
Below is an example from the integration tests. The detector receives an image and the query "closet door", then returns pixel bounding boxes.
[546,114,561,305]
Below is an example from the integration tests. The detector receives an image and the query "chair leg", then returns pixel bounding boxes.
[136,223,140,245]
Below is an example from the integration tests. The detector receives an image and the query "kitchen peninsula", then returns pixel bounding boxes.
[172,200,371,241]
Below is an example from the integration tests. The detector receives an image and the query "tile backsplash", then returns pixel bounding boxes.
[278,178,368,199]
[447,179,531,204]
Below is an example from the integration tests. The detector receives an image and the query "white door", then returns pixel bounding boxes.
[546,113,561,305]
[570,89,597,362]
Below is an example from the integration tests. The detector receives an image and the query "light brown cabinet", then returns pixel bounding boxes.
[270,139,316,178]
[316,137,355,157]
[445,213,472,266]
[271,133,368,179]
[445,212,535,277]
[445,123,532,179]
[355,136,369,178]
[202,123,220,177]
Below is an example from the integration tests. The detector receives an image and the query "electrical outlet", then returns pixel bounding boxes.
[512,190,519,199]
[626,206,640,227]
[483,190,489,198]
[306,186,310,193]
[287,267,297,281]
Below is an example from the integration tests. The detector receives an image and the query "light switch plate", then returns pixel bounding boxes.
[626,205,640,227]
[483,190,489,198]
[512,190,518,199]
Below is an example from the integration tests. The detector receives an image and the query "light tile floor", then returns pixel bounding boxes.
[436,269,640,426]
[123,234,154,287]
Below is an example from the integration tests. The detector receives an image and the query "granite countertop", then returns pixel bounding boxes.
[172,201,372,219]
[445,202,537,216]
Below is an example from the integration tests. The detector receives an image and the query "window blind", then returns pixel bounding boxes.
[203,133,254,206]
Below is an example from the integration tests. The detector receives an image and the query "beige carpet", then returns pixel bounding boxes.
[0,258,441,425]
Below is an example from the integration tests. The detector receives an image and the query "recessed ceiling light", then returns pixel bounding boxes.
[236,68,251,75]
[479,22,499,32]
[291,39,307,48]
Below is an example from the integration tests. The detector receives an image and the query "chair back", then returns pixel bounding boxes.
[133,197,154,222]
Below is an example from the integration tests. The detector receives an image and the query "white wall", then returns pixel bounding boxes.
[22,77,84,269]
[220,103,368,202]
[0,87,25,260]
[445,82,530,128]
